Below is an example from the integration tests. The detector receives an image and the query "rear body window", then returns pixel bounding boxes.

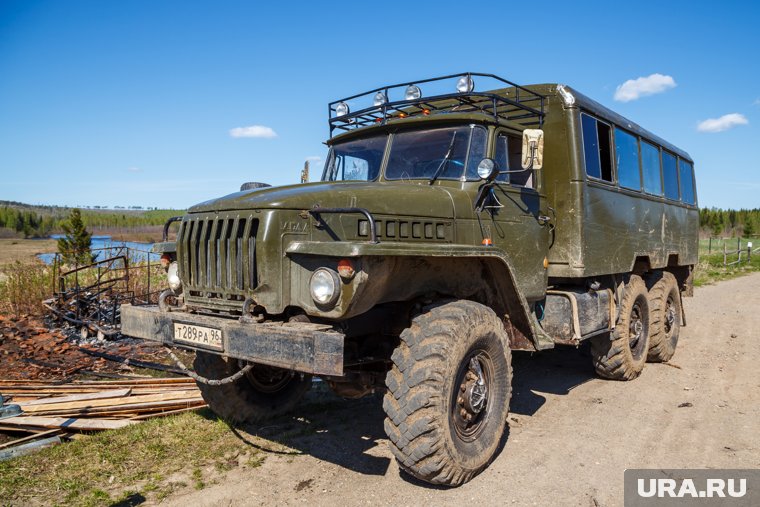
[641,140,663,195]
[615,128,641,190]
[679,159,696,204]
[662,151,679,200]
[581,113,613,182]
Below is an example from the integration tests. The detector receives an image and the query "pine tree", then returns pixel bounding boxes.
[743,218,756,239]
[57,208,95,265]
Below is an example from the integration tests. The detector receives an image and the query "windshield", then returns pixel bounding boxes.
[321,125,486,182]
[322,135,387,181]
[386,125,486,181]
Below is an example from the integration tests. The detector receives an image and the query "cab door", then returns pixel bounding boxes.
[485,130,550,301]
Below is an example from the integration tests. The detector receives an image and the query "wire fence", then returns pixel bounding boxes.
[702,237,760,266]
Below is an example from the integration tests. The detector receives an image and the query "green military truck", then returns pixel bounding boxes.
[122,73,698,486]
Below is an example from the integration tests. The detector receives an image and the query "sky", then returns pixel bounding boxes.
[1,0,758,210]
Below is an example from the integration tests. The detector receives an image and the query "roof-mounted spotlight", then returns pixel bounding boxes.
[373,91,388,106]
[404,84,422,100]
[456,75,474,93]
[335,102,350,117]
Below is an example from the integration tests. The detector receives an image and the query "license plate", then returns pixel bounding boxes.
[173,323,223,350]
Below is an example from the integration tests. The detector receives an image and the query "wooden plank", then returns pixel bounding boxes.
[17,388,132,407]
[0,429,62,450]
[27,398,205,417]
[130,405,205,420]
[0,416,136,431]
[20,390,202,413]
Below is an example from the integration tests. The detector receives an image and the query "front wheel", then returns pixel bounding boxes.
[193,352,312,424]
[383,300,512,486]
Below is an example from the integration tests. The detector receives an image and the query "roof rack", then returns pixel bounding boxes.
[328,72,545,137]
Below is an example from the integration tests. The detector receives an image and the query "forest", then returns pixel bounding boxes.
[0,201,183,238]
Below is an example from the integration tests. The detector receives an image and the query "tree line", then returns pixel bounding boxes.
[699,208,759,238]
[0,204,183,238]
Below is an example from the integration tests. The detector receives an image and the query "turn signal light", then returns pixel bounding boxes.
[482,238,492,246]
[337,259,355,279]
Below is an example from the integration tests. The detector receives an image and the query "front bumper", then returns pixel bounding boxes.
[120,304,345,376]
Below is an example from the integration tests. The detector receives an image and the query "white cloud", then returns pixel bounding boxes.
[614,73,677,102]
[697,113,749,133]
[229,125,277,139]
[126,166,141,173]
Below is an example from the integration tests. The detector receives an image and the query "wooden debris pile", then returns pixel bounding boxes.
[0,314,183,380]
[0,377,205,458]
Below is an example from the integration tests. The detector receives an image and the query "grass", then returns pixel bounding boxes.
[694,237,760,286]
[0,410,266,506]
[0,238,57,267]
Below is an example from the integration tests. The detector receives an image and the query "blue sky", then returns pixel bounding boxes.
[1,0,758,209]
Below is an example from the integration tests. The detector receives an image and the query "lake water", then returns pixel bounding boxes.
[38,235,157,265]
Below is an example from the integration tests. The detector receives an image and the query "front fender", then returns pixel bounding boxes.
[286,241,553,350]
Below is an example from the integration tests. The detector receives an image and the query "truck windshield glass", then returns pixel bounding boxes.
[385,125,485,181]
[323,135,387,181]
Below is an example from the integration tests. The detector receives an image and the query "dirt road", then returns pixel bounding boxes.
[166,274,760,507]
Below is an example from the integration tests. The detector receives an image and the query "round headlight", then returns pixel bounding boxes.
[477,158,497,180]
[309,268,341,306]
[373,91,388,106]
[456,75,474,93]
[335,102,350,117]
[167,261,182,292]
[404,84,422,100]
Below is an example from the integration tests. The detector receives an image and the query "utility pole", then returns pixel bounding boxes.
[300,160,309,184]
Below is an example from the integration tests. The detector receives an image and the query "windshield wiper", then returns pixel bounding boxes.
[428,132,458,185]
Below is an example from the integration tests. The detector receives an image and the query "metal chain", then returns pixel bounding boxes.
[164,347,252,386]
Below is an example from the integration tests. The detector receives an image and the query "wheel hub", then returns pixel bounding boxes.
[629,304,643,349]
[454,354,490,438]
[462,357,488,414]
[665,299,676,334]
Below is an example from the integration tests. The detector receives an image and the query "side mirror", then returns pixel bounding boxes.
[521,129,544,170]
[477,158,498,181]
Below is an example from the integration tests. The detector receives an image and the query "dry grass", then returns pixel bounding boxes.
[0,239,57,267]
[0,261,54,317]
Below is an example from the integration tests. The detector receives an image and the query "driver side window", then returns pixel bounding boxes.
[495,133,533,188]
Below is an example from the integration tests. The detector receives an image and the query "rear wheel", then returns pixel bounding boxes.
[383,300,512,486]
[591,275,650,380]
[646,271,681,362]
[193,352,312,424]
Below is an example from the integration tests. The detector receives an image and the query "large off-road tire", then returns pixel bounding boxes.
[590,275,650,380]
[383,300,512,486]
[193,352,312,424]
[646,271,681,362]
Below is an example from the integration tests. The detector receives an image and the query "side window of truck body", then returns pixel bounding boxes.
[581,113,613,182]
[679,159,696,205]
[662,151,679,200]
[615,127,641,191]
[641,139,663,196]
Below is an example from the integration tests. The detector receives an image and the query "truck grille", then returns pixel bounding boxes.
[177,214,259,301]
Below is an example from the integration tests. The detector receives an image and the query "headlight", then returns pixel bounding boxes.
[477,158,497,180]
[309,268,341,306]
[167,261,182,292]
